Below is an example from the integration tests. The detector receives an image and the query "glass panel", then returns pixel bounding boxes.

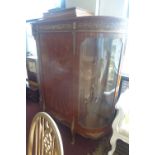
[104,39,123,103]
[78,36,123,129]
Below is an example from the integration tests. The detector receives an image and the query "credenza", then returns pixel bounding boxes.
[31,16,127,139]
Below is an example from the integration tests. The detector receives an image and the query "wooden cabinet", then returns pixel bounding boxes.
[32,16,127,139]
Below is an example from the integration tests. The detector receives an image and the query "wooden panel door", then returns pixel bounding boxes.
[39,32,74,123]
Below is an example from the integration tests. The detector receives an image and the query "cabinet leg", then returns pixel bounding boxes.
[71,132,75,144]
[71,119,75,144]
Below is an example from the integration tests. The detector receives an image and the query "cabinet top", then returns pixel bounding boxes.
[31,16,128,35]
[31,16,127,25]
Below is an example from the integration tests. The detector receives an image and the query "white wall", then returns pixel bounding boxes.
[65,0,97,14]
[99,0,128,18]
[26,0,62,19]
[65,0,129,18]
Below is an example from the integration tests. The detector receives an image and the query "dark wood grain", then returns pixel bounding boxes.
[39,32,74,122]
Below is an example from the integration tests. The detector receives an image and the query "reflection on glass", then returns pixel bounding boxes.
[78,37,122,128]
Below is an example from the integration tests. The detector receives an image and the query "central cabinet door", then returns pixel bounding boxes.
[39,32,74,123]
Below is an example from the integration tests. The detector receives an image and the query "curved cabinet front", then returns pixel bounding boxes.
[76,32,124,138]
